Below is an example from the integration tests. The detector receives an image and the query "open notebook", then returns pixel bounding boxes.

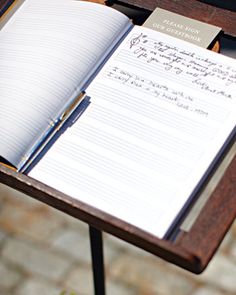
[1,0,235,238]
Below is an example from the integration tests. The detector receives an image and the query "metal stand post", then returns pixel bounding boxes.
[89,226,106,295]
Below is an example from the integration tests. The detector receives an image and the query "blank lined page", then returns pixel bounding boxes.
[30,26,236,238]
[0,0,131,168]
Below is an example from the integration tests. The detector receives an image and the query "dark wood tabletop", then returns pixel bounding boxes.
[1,0,235,274]
[117,0,236,37]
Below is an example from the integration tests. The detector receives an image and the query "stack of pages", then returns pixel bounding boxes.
[1,0,235,238]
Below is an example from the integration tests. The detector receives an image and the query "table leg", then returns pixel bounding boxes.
[89,226,106,295]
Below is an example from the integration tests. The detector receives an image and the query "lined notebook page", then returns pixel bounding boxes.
[30,26,236,238]
[0,0,131,168]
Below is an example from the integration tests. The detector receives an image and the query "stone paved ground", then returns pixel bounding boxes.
[0,184,236,295]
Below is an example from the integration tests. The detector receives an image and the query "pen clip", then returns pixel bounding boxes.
[61,91,86,122]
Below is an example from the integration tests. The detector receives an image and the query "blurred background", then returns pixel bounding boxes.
[0,184,236,295]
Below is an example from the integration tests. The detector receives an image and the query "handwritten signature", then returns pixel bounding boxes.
[123,33,236,94]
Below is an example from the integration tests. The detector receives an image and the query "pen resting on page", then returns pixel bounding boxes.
[20,92,88,172]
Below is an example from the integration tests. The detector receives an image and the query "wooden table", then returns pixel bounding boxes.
[1,1,236,294]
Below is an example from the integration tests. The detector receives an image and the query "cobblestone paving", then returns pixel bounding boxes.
[0,184,236,295]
